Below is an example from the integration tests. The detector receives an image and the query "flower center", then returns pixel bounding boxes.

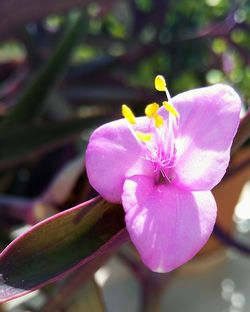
[122,75,180,184]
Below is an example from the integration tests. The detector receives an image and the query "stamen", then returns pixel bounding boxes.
[121,76,178,185]
[145,103,159,117]
[153,114,164,128]
[136,131,153,142]
[155,75,167,92]
[162,101,180,118]
[122,104,136,124]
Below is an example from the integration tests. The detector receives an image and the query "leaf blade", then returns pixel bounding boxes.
[0,197,127,303]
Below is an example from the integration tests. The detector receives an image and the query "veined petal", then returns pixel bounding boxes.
[166,84,241,191]
[122,176,217,272]
[86,118,154,203]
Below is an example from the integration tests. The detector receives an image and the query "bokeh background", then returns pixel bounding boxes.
[0,0,250,311]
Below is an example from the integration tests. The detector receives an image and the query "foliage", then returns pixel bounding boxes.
[0,0,249,311]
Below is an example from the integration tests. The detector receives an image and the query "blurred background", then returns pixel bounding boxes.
[0,0,250,311]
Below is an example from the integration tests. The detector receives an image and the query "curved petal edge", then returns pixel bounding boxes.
[122,176,217,272]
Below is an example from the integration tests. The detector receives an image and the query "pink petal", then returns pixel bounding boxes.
[171,84,241,190]
[122,175,217,272]
[86,118,154,203]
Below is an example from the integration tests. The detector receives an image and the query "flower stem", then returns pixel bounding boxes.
[117,251,174,312]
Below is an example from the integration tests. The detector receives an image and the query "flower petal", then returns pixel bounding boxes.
[122,175,217,272]
[169,84,240,190]
[86,118,154,203]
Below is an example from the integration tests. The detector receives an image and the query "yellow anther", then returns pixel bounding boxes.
[122,104,136,124]
[145,102,159,118]
[153,114,164,128]
[163,101,180,118]
[136,131,153,142]
[155,75,167,92]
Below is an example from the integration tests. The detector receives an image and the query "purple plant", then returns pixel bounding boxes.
[0,1,249,309]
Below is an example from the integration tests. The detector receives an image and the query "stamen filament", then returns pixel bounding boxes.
[121,76,179,184]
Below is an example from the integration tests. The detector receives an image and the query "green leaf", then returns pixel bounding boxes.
[1,11,87,129]
[0,197,127,303]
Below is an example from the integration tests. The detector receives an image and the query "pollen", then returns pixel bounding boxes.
[155,75,167,92]
[145,102,164,128]
[145,103,159,117]
[122,104,136,124]
[136,131,153,142]
[153,114,164,128]
[163,101,180,118]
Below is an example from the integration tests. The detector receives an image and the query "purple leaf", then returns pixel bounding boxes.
[0,197,128,303]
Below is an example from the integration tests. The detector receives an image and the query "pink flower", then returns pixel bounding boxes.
[85,76,241,272]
